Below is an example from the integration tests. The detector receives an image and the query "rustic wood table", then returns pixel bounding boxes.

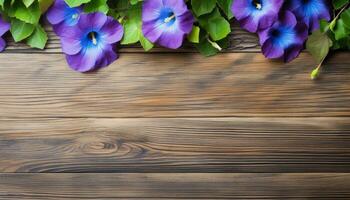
[1,25,350,199]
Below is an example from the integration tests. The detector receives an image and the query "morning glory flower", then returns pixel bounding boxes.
[258,11,308,62]
[289,0,330,31]
[142,0,194,49]
[47,0,82,35]
[0,15,10,52]
[59,12,124,72]
[232,0,284,33]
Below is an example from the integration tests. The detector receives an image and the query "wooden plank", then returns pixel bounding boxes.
[0,52,349,118]
[4,23,259,53]
[1,173,350,199]
[1,117,350,173]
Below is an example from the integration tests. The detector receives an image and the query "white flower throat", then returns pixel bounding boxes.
[253,0,262,10]
[164,14,176,23]
[89,32,98,45]
[256,3,262,9]
[72,14,78,19]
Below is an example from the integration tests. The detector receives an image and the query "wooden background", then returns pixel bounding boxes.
[1,23,350,199]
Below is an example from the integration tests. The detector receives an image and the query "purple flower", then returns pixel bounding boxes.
[0,15,10,52]
[59,13,124,72]
[232,0,284,33]
[47,0,82,36]
[258,11,308,62]
[289,0,330,31]
[142,0,194,49]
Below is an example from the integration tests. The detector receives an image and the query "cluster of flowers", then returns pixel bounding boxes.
[46,0,194,72]
[0,0,332,73]
[232,0,330,62]
[47,0,124,72]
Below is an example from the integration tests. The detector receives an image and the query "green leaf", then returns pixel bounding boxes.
[14,1,41,24]
[333,18,348,40]
[319,19,330,33]
[217,0,233,19]
[195,37,219,56]
[191,0,217,16]
[0,0,5,8]
[121,3,142,44]
[119,2,154,51]
[130,0,142,5]
[306,30,333,62]
[64,0,91,7]
[26,24,48,49]
[140,34,153,51]
[23,0,35,7]
[10,18,35,42]
[341,8,350,28]
[206,16,231,40]
[84,0,109,13]
[198,8,231,41]
[187,26,200,43]
[121,5,141,44]
[195,31,230,56]
[332,0,348,9]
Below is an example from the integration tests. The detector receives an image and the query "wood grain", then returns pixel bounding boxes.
[1,173,350,199]
[1,20,350,198]
[3,23,259,54]
[0,52,349,118]
[1,117,350,173]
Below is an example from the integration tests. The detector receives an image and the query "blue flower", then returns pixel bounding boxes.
[258,11,308,62]
[59,13,124,72]
[231,0,284,33]
[142,0,194,49]
[289,0,330,31]
[47,0,82,36]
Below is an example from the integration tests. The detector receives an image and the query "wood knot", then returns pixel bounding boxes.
[82,141,118,155]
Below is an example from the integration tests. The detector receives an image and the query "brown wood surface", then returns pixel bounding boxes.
[1,117,350,173]
[0,22,350,198]
[0,53,349,118]
[1,173,350,199]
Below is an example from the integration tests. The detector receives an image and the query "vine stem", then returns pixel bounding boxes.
[316,56,327,71]
[311,56,326,80]
[335,4,349,20]
[325,3,349,32]
[207,37,222,51]
[311,3,349,79]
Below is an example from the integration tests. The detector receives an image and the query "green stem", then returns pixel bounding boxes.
[311,3,349,79]
[207,37,222,51]
[326,3,349,33]
[311,54,327,80]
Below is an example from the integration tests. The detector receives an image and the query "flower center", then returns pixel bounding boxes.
[160,8,176,25]
[270,29,280,37]
[88,32,98,45]
[72,13,79,19]
[164,14,176,23]
[252,0,262,10]
[64,7,80,26]
[269,26,295,48]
